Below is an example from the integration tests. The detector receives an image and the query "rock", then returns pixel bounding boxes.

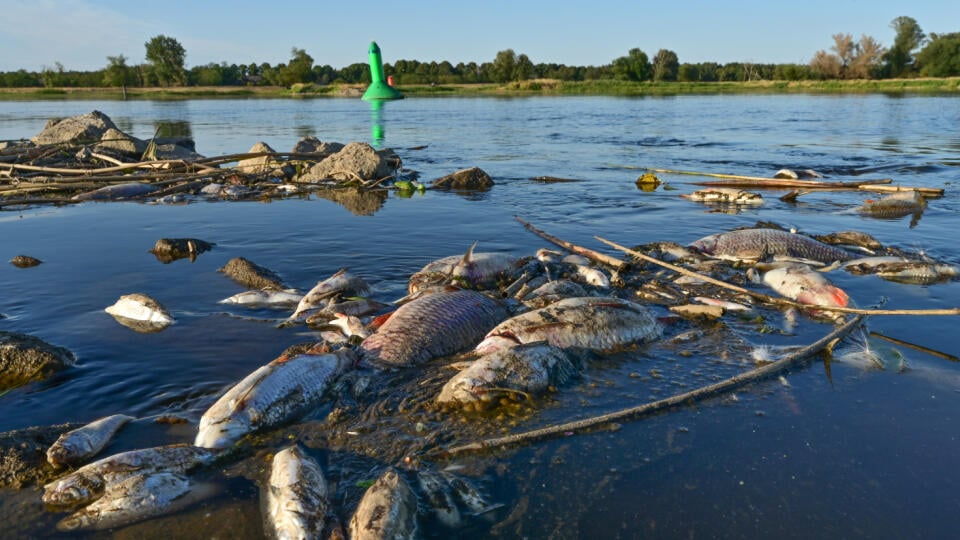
[152,142,204,161]
[0,423,81,489]
[218,257,287,291]
[237,141,276,173]
[95,128,147,156]
[432,167,495,190]
[299,142,398,183]
[31,111,118,146]
[0,331,76,392]
[149,238,214,264]
[9,255,42,268]
[292,136,344,155]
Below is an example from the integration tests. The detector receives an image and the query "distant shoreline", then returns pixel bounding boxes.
[1,77,957,100]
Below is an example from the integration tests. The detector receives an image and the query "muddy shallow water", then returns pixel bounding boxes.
[1,95,959,538]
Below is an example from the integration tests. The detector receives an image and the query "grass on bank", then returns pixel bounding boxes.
[0,77,957,100]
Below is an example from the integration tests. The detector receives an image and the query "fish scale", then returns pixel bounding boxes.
[689,228,856,264]
[360,290,508,367]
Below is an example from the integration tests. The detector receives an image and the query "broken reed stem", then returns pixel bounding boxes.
[437,314,864,458]
[647,167,892,188]
[868,331,959,362]
[514,216,626,270]
[595,236,960,317]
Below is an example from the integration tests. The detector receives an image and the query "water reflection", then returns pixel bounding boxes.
[313,187,387,216]
[153,120,193,139]
[370,100,385,148]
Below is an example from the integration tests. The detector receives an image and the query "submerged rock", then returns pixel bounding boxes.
[218,257,287,291]
[149,238,214,263]
[432,167,494,190]
[9,255,42,268]
[0,331,76,391]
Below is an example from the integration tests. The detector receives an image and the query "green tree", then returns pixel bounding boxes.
[884,16,925,77]
[278,48,314,86]
[491,49,518,83]
[514,53,535,80]
[40,62,64,87]
[612,48,650,81]
[651,49,679,81]
[916,32,960,76]
[103,55,135,88]
[145,35,187,86]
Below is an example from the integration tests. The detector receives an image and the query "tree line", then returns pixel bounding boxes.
[2,16,956,89]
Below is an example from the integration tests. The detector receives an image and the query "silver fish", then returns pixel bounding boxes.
[219,289,303,308]
[689,228,855,264]
[348,468,418,540]
[266,445,329,540]
[409,242,518,293]
[571,264,610,288]
[681,188,763,205]
[105,293,175,325]
[438,342,580,407]
[438,471,496,515]
[360,290,508,367]
[195,348,355,449]
[291,269,371,320]
[521,279,588,309]
[72,182,157,201]
[857,190,926,218]
[873,261,959,284]
[475,297,662,355]
[56,471,212,531]
[417,468,461,528]
[761,263,850,309]
[46,414,135,468]
[842,256,912,275]
[42,443,217,508]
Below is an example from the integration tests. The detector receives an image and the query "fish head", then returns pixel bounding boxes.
[194,417,246,449]
[45,440,80,468]
[688,234,719,255]
[42,475,105,508]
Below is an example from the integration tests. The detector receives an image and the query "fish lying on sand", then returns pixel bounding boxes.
[195,347,356,449]
[56,471,215,531]
[104,293,175,327]
[266,445,331,540]
[290,269,371,321]
[760,262,850,313]
[42,443,217,508]
[219,289,303,308]
[689,228,855,264]
[348,468,418,540]
[475,297,662,355]
[680,188,763,205]
[409,242,518,293]
[46,414,135,468]
[438,342,581,407]
[360,290,508,367]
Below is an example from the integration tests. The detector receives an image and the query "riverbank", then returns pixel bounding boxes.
[1,77,957,100]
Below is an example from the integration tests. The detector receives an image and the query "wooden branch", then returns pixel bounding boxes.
[514,216,626,270]
[436,314,865,457]
[857,184,944,197]
[647,167,893,188]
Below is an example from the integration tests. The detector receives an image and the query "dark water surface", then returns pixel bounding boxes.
[1,95,959,538]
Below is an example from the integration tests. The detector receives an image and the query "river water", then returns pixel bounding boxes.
[1,95,959,538]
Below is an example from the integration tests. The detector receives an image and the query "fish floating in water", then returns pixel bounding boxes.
[218,289,304,308]
[266,445,331,540]
[857,190,926,219]
[290,269,371,321]
[46,414,135,468]
[681,188,763,205]
[104,293,175,330]
[438,342,581,407]
[195,347,355,449]
[475,297,662,355]
[42,443,217,508]
[689,228,855,264]
[348,468,418,540]
[409,242,518,293]
[760,262,850,315]
[72,182,157,201]
[360,290,508,367]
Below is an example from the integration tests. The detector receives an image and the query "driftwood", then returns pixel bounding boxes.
[436,314,865,457]
[514,216,626,270]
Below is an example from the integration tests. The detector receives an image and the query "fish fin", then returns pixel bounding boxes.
[370,311,394,329]
[459,241,478,267]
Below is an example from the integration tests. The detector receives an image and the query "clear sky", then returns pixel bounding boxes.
[0,0,956,72]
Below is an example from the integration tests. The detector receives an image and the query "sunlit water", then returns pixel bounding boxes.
[1,95,959,538]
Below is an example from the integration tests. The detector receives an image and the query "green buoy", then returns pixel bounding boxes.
[361,41,404,101]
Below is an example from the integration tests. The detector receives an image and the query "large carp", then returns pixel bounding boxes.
[360,290,508,367]
[348,468,418,540]
[689,228,855,264]
[438,342,581,407]
[266,445,330,540]
[475,297,662,355]
[195,347,356,449]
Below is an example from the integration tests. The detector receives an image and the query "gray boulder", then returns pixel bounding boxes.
[0,331,76,391]
[31,111,118,146]
[95,127,147,156]
[292,136,344,155]
[237,141,276,173]
[299,142,398,183]
[432,167,495,190]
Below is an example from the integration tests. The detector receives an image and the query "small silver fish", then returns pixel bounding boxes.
[291,269,371,320]
[105,293,175,325]
[266,445,329,540]
[873,261,959,284]
[42,443,217,508]
[46,414,135,468]
[521,279,588,309]
[475,297,662,355]
[438,471,497,515]
[348,468,418,540]
[72,182,157,201]
[219,289,303,308]
[195,347,355,449]
[571,264,610,288]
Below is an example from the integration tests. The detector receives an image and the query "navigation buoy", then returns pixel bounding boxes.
[361,41,404,101]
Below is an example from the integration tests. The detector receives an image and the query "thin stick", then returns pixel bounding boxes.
[869,331,959,362]
[648,167,892,188]
[514,216,626,270]
[857,184,944,197]
[595,236,960,317]
[437,314,864,457]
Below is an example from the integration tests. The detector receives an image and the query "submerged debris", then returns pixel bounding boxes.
[9,255,42,268]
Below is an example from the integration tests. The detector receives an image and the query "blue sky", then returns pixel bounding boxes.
[1,0,955,72]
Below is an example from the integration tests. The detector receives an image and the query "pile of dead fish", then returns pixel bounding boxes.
[18,220,960,536]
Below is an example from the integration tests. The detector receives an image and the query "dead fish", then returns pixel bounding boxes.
[692,296,753,312]
[72,182,157,201]
[842,256,913,275]
[360,290,508,367]
[194,347,355,449]
[313,296,388,320]
[42,443,217,508]
[681,188,763,205]
[46,414,135,468]
[535,248,564,264]
[773,168,799,179]
[438,471,498,515]
[219,289,304,308]
[761,262,850,311]
[814,230,883,252]
[475,297,662,355]
[56,471,214,531]
[105,293,175,326]
[521,279,589,309]
[872,261,959,284]
[324,313,370,340]
[417,468,461,528]
[291,269,371,321]
[348,468,418,540]
[438,342,581,407]
[266,445,329,540]
[571,264,610,288]
[689,228,855,264]
[409,243,518,293]
[9,254,42,268]
[857,190,926,218]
